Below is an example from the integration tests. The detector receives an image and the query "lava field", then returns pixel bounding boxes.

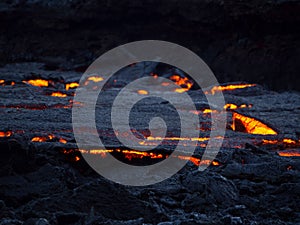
[1,0,300,225]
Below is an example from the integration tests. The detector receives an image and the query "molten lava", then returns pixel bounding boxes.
[0,131,12,137]
[0,80,4,84]
[169,75,193,93]
[50,92,67,97]
[207,84,256,95]
[232,112,277,135]
[65,82,79,90]
[23,79,49,87]
[87,76,103,83]
[278,150,300,157]
[224,103,251,110]
[137,90,149,95]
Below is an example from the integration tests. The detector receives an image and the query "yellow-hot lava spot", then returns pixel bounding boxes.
[0,80,4,84]
[65,82,79,90]
[203,109,218,114]
[262,139,278,144]
[23,79,49,87]
[51,92,67,97]
[0,131,12,137]
[207,84,256,95]
[169,75,193,93]
[87,76,103,82]
[232,112,277,135]
[283,138,297,144]
[137,90,149,95]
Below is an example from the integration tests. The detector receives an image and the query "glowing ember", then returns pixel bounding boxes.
[232,112,277,135]
[207,84,256,95]
[51,92,67,97]
[0,131,12,137]
[66,82,79,90]
[59,138,67,144]
[23,79,49,87]
[137,90,149,95]
[0,80,4,84]
[169,75,193,93]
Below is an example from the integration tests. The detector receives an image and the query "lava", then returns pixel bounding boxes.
[86,76,104,83]
[23,79,49,87]
[207,84,256,95]
[137,90,149,95]
[31,135,54,142]
[50,92,68,97]
[169,75,193,93]
[224,103,251,110]
[278,150,300,157]
[0,80,4,84]
[232,112,277,135]
[79,148,219,167]
[0,131,12,137]
[66,82,79,90]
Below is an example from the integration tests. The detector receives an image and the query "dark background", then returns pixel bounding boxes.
[1,0,299,91]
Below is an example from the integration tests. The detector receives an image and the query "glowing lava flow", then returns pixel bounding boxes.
[65,82,79,90]
[169,75,193,93]
[206,84,256,95]
[278,150,300,157]
[78,149,219,167]
[50,92,67,97]
[23,79,49,87]
[232,112,277,135]
[224,103,251,110]
[137,90,149,95]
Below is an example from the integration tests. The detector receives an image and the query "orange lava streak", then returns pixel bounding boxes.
[208,84,256,95]
[23,79,49,87]
[51,92,67,97]
[0,80,4,84]
[232,112,277,135]
[66,82,79,90]
[0,131,12,137]
[137,90,149,95]
[146,136,210,142]
[59,138,67,144]
[278,151,300,157]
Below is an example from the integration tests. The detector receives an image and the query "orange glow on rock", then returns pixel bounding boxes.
[31,136,48,142]
[23,79,49,87]
[137,90,149,95]
[51,92,67,97]
[232,112,277,135]
[0,80,4,84]
[59,138,67,144]
[66,82,79,90]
